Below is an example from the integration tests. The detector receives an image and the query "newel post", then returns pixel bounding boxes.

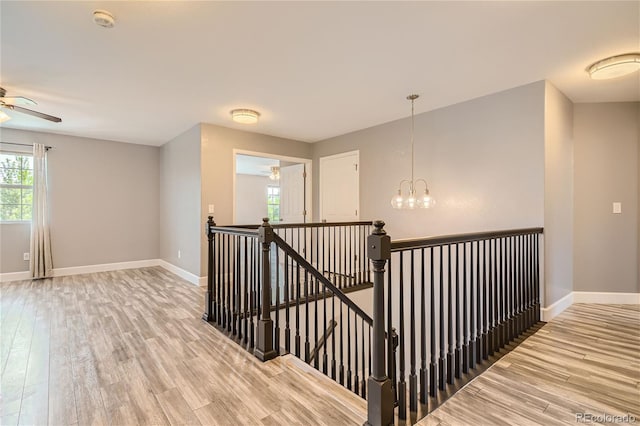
[202,215,216,322]
[255,217,277,361]
[365,220,394,426]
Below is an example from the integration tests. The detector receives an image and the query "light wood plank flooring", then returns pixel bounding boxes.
[419,303,640,426]
[0,267,366,425]
[2,268,638,425]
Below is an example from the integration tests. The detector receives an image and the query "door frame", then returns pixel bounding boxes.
[319,150,360,222]
[232,149,313,225]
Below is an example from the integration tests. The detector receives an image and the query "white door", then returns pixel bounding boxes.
[279,163,306,223]
[320,151,359,222]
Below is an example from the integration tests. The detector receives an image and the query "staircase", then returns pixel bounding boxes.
[202,216,544,425]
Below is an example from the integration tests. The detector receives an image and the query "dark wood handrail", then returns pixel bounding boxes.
[219,220,373,230]
[209,226,259,236]
[272,233,373,325]
[390,227,543,251]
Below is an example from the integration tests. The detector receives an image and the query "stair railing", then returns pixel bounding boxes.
[380,226,543,421]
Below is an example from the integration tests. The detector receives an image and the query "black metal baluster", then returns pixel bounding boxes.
[313,276,319,369]
[216,234,222,326]
[439,245,446,390]
[295,264,301,357]
[227,234,232,333]
[469,241,476,368]
[429,247,437,396]
[249,239,255,349]
[347,306,353,390]
[410,249,418,410]
[284,253,290,352]
[476,240,483,363]
[420,248,427,404]
[322,282,328,373]
[462,242,469,373]
[353,311,358,394]
[348,226,353,287]
[447,244,454,384]
[233,237,239,337]
[331,283,336,380]
[304,271,310,362]
[243,237,249,345]
[497,237,503,350]
[482,239,489,360]
[455,243,462,378]
[515,234,521,335]
[398,251,407,418]
[339,301,345,385]
[534,233,541,322]
[487,238,494,356]
[517,234,522,336]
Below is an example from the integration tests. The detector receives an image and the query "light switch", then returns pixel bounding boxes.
[613,202,622,214]
[208,204,215,214]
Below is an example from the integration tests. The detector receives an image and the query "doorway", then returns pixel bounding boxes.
[233,150,312,225]
[319,150,359,222]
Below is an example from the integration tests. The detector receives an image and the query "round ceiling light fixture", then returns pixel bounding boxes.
[230,108,260,124]
[93,10,115,28]
[588,53,640,80]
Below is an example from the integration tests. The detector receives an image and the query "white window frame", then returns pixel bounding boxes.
[0,151,34,223]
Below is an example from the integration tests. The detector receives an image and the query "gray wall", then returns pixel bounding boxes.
[543,82,574,305]
[573,102,639,293]
[0,128,160,273]
[312,81,546,240]
[159,125,202,276]
[200,123,313,275]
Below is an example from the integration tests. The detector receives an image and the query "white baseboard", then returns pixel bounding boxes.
[0,270,31,283]
[1,259,204,286]
[573,291,640,304]
[157,260,202,286]
[52,259,160,278]
[1,259,161,283]
[541,292,574,322]
[541,291,640,321]
[199,276,207,287]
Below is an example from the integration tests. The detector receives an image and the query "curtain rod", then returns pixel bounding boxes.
[0,141,52,150]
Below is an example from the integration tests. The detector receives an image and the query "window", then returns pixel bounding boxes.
[0,152,33,222]
[267,185,280,223]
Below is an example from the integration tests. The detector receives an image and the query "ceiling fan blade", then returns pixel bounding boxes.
[5,104,62,123]
[2,96,37,106]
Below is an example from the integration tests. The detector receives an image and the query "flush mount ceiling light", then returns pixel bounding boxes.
[390,94,435,210]
[230,108,260,124]
[93,10,115,28]
[588,53,640,80]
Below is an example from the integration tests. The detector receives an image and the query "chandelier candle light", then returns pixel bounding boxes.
[391,94,435,209]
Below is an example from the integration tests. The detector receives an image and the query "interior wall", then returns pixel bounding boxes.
[200,123,313,276]
[235,174,273,225]
[312,81,546,240]
[543,82,574,306]
[0,128,160,273]
[573,102,639,294]
[159,124,202,276]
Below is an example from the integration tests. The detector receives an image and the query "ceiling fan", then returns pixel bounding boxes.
[0,87,62,123]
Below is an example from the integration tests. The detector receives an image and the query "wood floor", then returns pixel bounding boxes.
[1,268,638,425]
[0,267,366,425]
[419,303,640,426]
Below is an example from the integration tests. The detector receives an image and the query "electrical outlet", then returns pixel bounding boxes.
[208,204,215,214]
[178,250,181,259]
[23,252,30,261]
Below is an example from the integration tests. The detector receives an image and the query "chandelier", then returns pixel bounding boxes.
[269,166,280,180]
[390,94,435,209]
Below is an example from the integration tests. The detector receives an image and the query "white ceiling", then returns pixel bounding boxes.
[1,1,638,146]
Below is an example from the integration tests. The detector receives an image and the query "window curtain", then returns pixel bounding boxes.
[30,143,53,278]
